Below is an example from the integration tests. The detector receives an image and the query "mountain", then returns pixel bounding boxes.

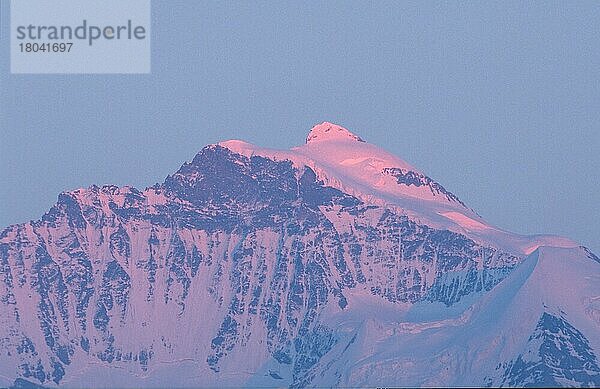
[0,122,598,388]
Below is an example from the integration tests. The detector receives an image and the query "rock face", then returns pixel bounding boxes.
[0,123,598,388]
[488,312,600,387]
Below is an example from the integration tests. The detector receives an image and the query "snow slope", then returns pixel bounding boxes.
[304,246,600,388]
[220,122,578,256]
[0,121,596,388]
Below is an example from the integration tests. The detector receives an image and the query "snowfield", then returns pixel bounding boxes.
[0,122,597,388]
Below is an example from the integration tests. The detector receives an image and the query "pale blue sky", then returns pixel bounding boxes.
[1,1,598,253]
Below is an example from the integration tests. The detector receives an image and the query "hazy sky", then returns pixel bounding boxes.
[1,1,599,253]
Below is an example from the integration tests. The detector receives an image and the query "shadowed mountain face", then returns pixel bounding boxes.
[0,124,598,388]
[488,312,600,387]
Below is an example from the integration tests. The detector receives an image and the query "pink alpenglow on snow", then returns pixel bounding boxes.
[220,121,578,256]
[305,121,366,143]
[0,121,595,389]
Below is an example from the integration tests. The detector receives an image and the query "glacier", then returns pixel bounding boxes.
[0,122,598,388]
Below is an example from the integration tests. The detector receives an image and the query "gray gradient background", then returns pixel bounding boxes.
[0,1,598,253]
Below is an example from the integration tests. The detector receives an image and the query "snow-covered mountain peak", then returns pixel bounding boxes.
[306,122,365,143]
[216,139,257,156]
[219,124,460,209]
[212,124,582,256]
[0,122,597,388]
